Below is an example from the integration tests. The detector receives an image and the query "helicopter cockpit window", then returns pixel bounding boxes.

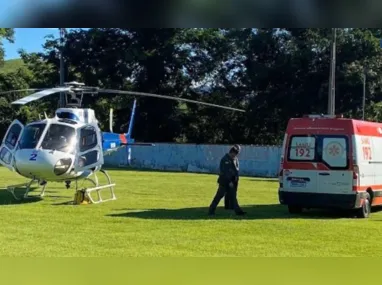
[19,124,46,150]
[4,124,23,150]
[40,124,76,153]
[79,126,98,152]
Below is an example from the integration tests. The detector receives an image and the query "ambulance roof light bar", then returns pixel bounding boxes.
[303,114,344,119]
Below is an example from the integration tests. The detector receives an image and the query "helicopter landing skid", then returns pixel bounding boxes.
[6,179,47,200]
[74,169,116,205]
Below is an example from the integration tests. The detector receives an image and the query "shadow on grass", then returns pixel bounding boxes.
[52,201,75,206]
[0,187,42,205]
[107,204,363,220]
[0,187,73,205]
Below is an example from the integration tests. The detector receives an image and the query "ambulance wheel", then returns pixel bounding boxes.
[356,194,371,219]
[288,205,302,214]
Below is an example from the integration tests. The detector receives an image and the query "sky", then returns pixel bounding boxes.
[2,28,89,60]
[2,28,59,60]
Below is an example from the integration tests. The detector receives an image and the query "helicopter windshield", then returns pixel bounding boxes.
[19,123,46,150]
[40,124,76,153]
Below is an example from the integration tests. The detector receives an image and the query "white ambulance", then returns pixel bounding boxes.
[278,114,382,218]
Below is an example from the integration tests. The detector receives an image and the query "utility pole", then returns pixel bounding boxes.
[327,28,337,115]
[59,28,66,108]
[362,67,367,120]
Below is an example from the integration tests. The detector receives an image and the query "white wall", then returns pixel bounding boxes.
[104,143,282,178]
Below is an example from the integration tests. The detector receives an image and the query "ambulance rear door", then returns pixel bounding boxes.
[283,135,318,193]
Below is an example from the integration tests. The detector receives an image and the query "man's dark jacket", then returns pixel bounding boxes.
[218,153,239,186]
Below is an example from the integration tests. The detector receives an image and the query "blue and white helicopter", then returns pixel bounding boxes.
[0,82,244,204]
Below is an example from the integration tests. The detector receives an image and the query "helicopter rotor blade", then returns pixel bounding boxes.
[0,89,44,96]
[98,89,245,112]
[11,87,71,105]
[4,84,246,112]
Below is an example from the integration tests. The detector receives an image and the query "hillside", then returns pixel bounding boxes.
[0,58,25,74]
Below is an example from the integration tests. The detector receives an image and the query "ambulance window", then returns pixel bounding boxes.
[288,136,316,161]
[321,137,348,168]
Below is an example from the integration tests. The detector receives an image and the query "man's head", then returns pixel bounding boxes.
[228,144,241,158]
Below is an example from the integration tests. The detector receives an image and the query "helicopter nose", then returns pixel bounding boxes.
[14,150,66,179]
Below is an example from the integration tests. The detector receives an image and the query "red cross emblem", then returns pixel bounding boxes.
[328,144,340,156]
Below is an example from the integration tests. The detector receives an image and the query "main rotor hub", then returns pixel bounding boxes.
[63,82,99,108]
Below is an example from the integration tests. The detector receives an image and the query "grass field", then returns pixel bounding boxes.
[0,58,25,74]
[1,166,382,257]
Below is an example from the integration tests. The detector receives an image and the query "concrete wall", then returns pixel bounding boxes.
[104,143,282,178]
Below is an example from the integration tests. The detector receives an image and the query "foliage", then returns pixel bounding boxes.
[0,28,14,66]
[0,69,41,136]
[1,28,382,145]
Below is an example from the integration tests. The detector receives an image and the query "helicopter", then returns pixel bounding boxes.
[0,81,245,204]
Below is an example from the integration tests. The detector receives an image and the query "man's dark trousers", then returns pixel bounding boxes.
[209,182,242,214]
[224,181,238,210]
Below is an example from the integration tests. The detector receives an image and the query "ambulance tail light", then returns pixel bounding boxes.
[353,164,359,179]
[353,164,360,190]
[279,169,283,188]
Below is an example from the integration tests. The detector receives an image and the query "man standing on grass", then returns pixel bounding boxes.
[224,145,240,210]
[208,144,246,216]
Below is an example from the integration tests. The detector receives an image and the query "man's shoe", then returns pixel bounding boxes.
[236,211,247,216]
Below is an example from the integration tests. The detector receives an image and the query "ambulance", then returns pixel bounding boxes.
[278,114,382,218]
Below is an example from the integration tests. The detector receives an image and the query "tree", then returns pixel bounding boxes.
[0,69,41,137]
[2,28,382,145]
[0,28,14,66]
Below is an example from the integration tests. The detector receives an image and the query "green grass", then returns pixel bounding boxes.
[1,166,382,257]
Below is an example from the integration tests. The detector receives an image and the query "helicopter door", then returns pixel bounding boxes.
[74,125,104,172]
[0,119,24,171]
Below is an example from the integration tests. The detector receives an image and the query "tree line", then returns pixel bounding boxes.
[1,28,382,146]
